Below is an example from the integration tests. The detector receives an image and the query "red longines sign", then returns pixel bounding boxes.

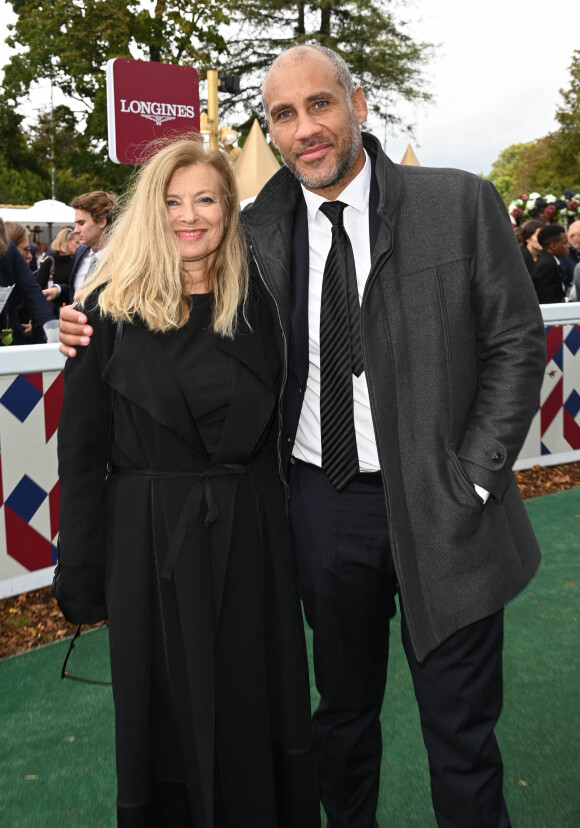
[106,58,200,165]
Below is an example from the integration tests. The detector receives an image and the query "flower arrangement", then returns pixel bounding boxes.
[508,190,580,226]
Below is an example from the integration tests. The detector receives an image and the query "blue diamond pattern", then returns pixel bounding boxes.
[5,474,47,522]
[0,375,42,422]
[564,325,580,356]
[565,389,580,420]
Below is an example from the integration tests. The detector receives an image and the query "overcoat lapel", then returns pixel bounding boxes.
[212,311,276,465]
[369,152,380,254]
[290,194,310,388]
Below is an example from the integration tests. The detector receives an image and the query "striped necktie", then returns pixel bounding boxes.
[85,253,98,280]
[319,200,363,491]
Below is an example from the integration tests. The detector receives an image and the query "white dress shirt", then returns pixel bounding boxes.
[73,248,104,294]
[292,151,381,472]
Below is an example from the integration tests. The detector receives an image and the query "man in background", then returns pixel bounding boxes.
[533,223,569,303]
[43,191,117,306]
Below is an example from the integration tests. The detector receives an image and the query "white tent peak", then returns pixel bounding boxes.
[233,120,281,202]
[400,144,421,166]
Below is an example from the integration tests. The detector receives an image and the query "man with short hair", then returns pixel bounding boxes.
[43,191,118,306]
[59,45,546,828]
[533,223,570,303]
[567,219,580,270]
[569,220,580,300]
[558,219,580,289]
[568,219,580,252]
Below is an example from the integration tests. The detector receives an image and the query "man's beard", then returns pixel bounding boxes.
[283,120,362,191]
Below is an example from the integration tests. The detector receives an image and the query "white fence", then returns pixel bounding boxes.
[1,305,579,599]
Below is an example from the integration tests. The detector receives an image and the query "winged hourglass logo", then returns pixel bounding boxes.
[119,99,196,126]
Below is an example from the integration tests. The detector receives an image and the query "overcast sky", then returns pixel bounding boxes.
[1,0,578,176]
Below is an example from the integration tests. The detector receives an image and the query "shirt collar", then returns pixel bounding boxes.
[301,150,371,223]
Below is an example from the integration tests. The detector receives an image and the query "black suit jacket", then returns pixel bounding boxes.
[0,241,55,342]
[57,244,91,304]
[533,249,564,303]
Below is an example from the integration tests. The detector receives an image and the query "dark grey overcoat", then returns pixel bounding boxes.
[242,132,547,662]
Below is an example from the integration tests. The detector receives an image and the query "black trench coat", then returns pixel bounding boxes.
[54,286,319,827]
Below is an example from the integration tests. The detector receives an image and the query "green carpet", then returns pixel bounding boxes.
[0,489,578,827]
[0,628,115,827]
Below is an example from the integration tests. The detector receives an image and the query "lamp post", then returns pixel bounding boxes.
[206,69,219,150]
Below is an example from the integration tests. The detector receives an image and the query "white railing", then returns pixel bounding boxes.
[1,306,579,598]
[0,342,66,376]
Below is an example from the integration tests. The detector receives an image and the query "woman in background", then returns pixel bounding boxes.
[5,221,34,266]
[53,138,319,828]
[521,219,545,278]
[36,227,80,312]
[0,220,55,344]
[36,226,80,289]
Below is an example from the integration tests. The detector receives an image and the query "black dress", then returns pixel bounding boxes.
[521,246,536,279]
[36,252,75,313]
[55,286,320,827]
[35,252,75,290]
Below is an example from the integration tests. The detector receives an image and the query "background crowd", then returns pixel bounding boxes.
[0,189,118,345]
[516,217,580,303]
[2,184,579,352]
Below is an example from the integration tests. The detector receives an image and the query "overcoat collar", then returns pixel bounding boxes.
[242,131,399,332]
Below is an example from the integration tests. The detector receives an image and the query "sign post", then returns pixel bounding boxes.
[106,59,200,165]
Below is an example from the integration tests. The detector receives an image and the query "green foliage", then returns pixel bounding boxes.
[1,0,433,202]
[220,0,433,131]
[487,142,535,201]
[4,0,228,128]
[550,49,580,186]
[0,98,48,202]
[0,163,46,204]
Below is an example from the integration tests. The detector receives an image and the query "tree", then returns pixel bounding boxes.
[218,0,433,131]
[3,0,229,188]
[549,50,580,187]
[487,138,560,202]
[0,98,46,203]
[2,0,433,200]
[4,0,432,131]
[26,104,135,201]
[487,142,535,202]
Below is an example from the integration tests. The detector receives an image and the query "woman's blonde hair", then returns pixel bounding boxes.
[51,227,74,255]
[76,137,248,338]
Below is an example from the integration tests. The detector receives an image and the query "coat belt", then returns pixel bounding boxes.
[111,465,247,585]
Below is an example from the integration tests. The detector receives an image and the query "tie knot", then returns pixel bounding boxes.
[319,200,347,226]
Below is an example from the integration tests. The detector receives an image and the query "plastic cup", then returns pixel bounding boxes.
[43,319,60,343]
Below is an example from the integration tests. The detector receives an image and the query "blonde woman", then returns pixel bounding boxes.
[36,226,80,294]
[53,139,319,828]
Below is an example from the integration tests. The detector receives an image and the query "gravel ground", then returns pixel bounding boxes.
[2,461,579,659]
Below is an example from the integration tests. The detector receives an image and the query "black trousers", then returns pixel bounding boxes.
[289,460,511,828]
